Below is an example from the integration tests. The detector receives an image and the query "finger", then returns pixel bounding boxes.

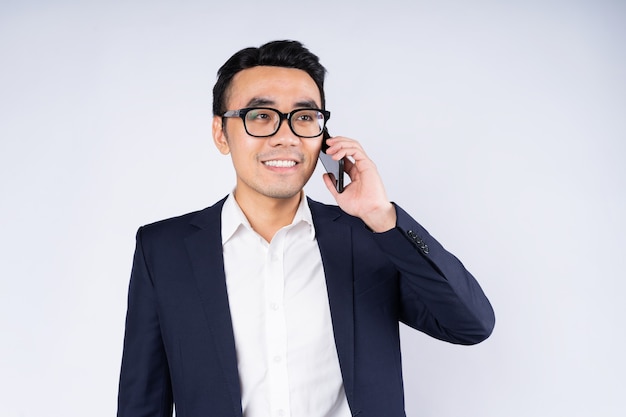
[322,173,339,198]
[334,144,369,163]
[325,137,364,157]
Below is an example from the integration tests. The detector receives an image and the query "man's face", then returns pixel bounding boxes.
[213,66,323,203]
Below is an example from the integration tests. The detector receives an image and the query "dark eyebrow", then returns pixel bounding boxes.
[293,99,320,109]
[246,97,275,107]
[245,97,321,109]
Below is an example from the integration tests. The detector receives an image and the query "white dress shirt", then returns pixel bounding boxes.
[221,193,351,417]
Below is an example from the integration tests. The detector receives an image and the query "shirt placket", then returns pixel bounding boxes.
[264,229,291,417]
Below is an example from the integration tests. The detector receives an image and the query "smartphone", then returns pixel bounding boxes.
[319,129,345,193]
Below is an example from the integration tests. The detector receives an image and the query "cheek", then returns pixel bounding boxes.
[305,143,322,164]
[229,140,260,168]
[231,148,252,171]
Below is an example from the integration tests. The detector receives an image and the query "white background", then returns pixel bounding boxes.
[1,0,624,416]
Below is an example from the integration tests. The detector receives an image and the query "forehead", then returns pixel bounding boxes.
[226,66,322,109]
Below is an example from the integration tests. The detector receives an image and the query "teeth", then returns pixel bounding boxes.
[264,160,296,167]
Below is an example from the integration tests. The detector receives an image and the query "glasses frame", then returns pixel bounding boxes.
[222,107,331,138]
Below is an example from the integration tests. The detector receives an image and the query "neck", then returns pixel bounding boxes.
[233,190,303,243]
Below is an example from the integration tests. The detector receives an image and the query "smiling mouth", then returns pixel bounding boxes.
[263,160,297,168]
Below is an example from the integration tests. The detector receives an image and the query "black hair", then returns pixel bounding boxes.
[212,40,327,116]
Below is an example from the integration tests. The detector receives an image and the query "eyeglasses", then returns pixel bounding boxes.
[222,107,331,138]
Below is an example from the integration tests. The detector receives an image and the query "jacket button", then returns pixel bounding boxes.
[407,230,429,253]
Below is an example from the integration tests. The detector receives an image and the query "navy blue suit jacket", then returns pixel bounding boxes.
[117,197,495,417]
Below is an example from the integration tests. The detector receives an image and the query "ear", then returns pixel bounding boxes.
[212,115,230,155]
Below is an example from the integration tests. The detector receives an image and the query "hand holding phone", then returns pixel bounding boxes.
[319,129,345,193]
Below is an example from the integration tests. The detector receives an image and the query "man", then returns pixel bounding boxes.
[117,40,495,417]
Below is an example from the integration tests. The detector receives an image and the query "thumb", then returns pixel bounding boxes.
[322,173,340,198]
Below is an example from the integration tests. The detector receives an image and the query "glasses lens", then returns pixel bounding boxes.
[291,109,325,138]
[244,108,280,137]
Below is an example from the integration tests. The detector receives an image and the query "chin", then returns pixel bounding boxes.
[259,182,305,200]
[263,188,302,199]
[243,175,311,200]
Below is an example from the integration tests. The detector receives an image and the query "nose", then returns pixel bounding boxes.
[268,118,300,146]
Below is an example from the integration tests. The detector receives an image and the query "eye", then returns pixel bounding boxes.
[246,109,274,122]
[294,110,318,123]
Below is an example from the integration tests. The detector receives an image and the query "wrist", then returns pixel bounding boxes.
[362,202,397,233]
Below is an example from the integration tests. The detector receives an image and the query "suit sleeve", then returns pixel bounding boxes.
[372,204,495,345]
[117,227,174,417]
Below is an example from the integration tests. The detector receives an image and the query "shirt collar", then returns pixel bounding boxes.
[221,191,315,246]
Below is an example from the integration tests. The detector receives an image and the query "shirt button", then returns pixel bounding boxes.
[270,302,280,311]
[277,410,285,417]
[273,355,282,363]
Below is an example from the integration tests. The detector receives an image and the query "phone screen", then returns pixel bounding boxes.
[319,130,344,193]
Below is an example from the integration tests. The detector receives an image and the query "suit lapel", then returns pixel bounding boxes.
[181,197,356,415]
[309,199,356,408]
[184,198,242,417]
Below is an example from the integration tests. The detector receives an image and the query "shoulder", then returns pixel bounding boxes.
[138,196,228,241]
[306,197,341,216]
[306,197,370,231]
